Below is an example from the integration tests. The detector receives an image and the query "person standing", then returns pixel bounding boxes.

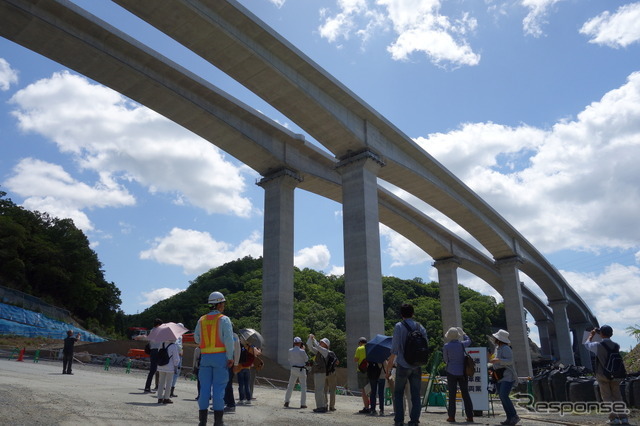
[307,334,330,413]
[236,337,257,405]
[354,336,371,413]
[284,336,309,409]
[157,340,180,404]
[488,329,519,426]
[367,358,388,416]
[386,303,428,426]
[584,325,629,425]
[194,291,234,426]
[62,330,80,375]
[223,332,241,413]
[324,347,339,411]
[443,327,474,422]
[144,318,163,393]
[170,323,185,398]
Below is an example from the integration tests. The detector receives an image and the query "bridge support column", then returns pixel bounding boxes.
[572,322,592,369]
[496,256,533,377]
[258,168,302,367]
[337,150,385,390]
[535,319,553,359]
[433,257,462,337]
[548,299,575,366]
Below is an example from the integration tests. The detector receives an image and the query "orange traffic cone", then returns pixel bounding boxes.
[16,347,25,362]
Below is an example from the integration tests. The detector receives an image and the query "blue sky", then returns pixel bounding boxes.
[1,0,639,351]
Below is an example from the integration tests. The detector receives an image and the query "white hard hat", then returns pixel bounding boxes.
[208,291,226,305]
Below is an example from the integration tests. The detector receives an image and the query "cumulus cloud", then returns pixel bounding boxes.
[4,158,134,231]
[580,2,640,48]
[294,244,331,270]
[380,224,430,267]
[0,58,18,90]
[139,287,185,307]
[521,0,561,37]
[415,71,640,253]
[139,228,263,275]
[7,71,254,221]
[318,0,480,67]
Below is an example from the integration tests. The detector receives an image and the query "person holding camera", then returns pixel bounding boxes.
[306,334,331,413]
[284,336,309,409]
[488,329,519,426]
[584,325,629,425]
[62,330,81,375]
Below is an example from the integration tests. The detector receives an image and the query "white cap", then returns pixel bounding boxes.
[320,338,330,347]
[293,336,302,343]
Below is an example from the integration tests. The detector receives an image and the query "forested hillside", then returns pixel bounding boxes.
[125,256,507,363]
[0,191,122,334]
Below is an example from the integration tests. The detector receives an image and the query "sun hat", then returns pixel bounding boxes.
[293,336,302,343]
[492,329,511,344]
[320,337,330,347]
[444,327,460,340]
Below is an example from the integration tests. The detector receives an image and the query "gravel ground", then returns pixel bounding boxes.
[0,358,635,425]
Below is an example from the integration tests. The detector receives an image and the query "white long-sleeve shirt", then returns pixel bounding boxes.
[288,345,309,368]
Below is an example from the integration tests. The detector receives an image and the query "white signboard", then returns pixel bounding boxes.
[466,347,489,411]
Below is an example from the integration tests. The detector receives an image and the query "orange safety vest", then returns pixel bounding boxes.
[199,313,226,354]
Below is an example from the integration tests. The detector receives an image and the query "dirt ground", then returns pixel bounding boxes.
[2,354,636,426]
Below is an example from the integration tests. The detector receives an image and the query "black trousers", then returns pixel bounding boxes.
[145,349,159,390]
[447,373,474,419]
[62,352,73,373]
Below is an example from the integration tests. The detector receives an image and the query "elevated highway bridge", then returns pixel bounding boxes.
[0,0,597,380]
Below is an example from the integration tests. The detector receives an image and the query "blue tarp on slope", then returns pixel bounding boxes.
[0,302,106,342]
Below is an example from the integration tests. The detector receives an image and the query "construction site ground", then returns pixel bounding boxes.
[0,339,637,425]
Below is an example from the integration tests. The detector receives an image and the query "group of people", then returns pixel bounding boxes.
[134,291,629,426]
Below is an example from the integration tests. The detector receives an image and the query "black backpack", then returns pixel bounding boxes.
[157,342,173,366]
[601,341,627,379]
[326,351,338,376]
[403,320,429,366]
[367,361,383,381]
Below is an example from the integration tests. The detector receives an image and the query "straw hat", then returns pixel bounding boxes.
[492,329,511,344]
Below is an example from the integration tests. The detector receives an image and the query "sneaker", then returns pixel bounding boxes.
[511,416,520,425]
[224,406,235,413]
[621,419,630,425]
[379,410,384,416]
[284,402,289,408]
[301,405,308,409]
[500,421,511,425]
[608,420,622,425]
[358,407,371,414]
[447,418,456,422]
[368,410,377,416]
[144,388,151,393]
[329,407,335,411]
[163,399,173,404]
[313,407,328,413]
[244,399,252,406]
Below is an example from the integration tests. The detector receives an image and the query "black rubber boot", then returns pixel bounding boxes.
[198,409,208,426]
[213,410,224,426]
[170,387,177,397]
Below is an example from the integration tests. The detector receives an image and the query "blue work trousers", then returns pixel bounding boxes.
[393,365,422,424]
[369,377,386,411]
[198,353,229,411]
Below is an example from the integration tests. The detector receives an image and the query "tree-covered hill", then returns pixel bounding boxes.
[0,191,122,334]
[124,256,507,364]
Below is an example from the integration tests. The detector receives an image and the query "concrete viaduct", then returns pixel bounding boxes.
[0,0,597,382]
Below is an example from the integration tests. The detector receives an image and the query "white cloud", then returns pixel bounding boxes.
[521,0,561,37]
[318,0,480,67]
[4,158,134,231]
[268,0,286,8]
[139,227,263,275]
[380,224,430,267]
[580,2,640,48]
[0,58,18,90]
[294,244,331,270]
[7,71,255,219]
[328,265,345,276]
[415,71,640,253]
[636,250,640,264]
[139,287,185,307]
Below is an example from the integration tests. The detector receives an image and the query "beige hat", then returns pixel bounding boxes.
[320,338,330,348]
[492,329,511,344]
[444,327,460,340]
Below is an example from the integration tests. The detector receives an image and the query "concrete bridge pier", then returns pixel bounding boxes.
[258,168,302,366]
[433,257,463,337]
[548,299,576,366]
[535,318,553,359]
[496,256,533,377]
[571,322,593,369]
[337,150,386,389]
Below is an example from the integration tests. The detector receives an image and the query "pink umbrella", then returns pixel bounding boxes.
[147,322,189,342]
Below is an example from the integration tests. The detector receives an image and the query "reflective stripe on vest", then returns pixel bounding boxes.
[199,313,226,354]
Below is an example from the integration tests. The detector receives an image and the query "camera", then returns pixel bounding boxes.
[594,327,600,333]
